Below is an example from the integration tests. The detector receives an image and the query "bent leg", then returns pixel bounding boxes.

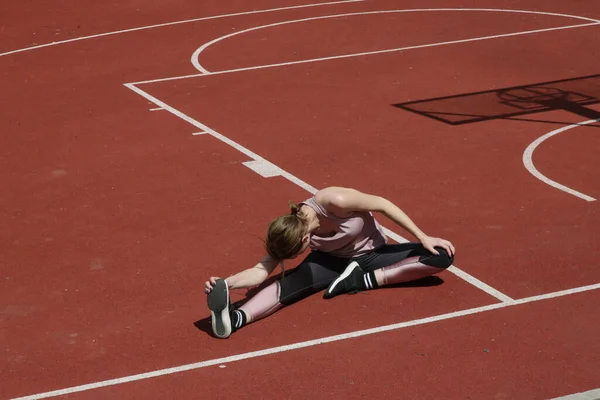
[359,243,453,288]
[374,253,447,286]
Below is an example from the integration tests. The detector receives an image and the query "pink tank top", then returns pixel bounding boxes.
[301,197,387,257]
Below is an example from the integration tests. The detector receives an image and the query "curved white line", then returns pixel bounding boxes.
[523,119,599,201]
[185,22,600,78]
[191,8,600,73]
[0,0,363,58]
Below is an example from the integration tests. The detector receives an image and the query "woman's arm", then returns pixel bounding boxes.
[205,254,280,293]
[315,186,455,256]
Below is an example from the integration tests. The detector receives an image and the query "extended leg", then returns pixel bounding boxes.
[211,251,348,337]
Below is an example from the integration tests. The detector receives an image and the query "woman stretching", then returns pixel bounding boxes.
[205,186,455,338]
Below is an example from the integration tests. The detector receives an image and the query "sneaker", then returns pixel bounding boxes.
[323,261,364,299]
[207,279,232,338]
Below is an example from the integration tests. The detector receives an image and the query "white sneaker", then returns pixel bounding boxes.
[207,279,232,338]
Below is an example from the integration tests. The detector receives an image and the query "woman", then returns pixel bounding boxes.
[205,186,455,339]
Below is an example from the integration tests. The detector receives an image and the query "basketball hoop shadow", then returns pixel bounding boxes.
[393,74,600,125]
[393,75,599,201]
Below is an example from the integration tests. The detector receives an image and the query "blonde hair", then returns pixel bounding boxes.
[265,201,308,262]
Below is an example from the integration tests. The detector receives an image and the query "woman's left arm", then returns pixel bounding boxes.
[316,187,455,256]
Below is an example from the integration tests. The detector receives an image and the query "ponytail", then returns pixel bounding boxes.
[265,202,308,262]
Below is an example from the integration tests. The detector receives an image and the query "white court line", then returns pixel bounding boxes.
[190,8,600,74]
[131,20,600,85]
[124,82,510,302]
[12,282,600,399]
[242,159,283,178]
[0,0,363,58]
[193,22,600,74]
[523,119,599,202]
[548,387,600,400]
[125,83,319,194]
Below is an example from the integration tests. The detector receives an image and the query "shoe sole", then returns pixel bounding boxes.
[324,261,360,299]
[207,279,232,338]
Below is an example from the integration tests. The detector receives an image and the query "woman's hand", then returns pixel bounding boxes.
[420,236,455,257]
[204,277,222,294]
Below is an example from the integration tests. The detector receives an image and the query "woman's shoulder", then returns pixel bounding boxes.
[314,187,358,217]
[314,186,354,201]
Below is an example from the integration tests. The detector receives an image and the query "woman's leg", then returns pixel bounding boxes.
[365,243,453,288]
[234,251,348,330]
[324,243,453,298]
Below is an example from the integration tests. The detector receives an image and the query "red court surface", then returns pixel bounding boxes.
[1,0,599,399]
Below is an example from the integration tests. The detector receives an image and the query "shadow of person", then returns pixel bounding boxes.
[193,317,213,336]
[381,275,445,289]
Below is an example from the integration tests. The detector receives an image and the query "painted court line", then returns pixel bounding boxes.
[0,0,363,58]
[242,160,282,178]
[131,21,600,85]
[190,8,600,74]
[523,118,599,202]
[12,282,600,399]
[549,387,600,400]
[125,83,318,194]
[197,21,600,75]
[123,82,508,302]
[446,266,515,302]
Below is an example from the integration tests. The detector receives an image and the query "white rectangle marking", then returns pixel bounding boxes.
[242,160,283,177]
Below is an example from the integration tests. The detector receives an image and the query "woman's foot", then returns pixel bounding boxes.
[207,279,232,338]
[323,261,366,299]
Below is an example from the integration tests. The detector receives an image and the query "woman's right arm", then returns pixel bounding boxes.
[205,254,280,293]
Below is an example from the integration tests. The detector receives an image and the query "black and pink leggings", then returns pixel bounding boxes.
[239,242,453,323]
